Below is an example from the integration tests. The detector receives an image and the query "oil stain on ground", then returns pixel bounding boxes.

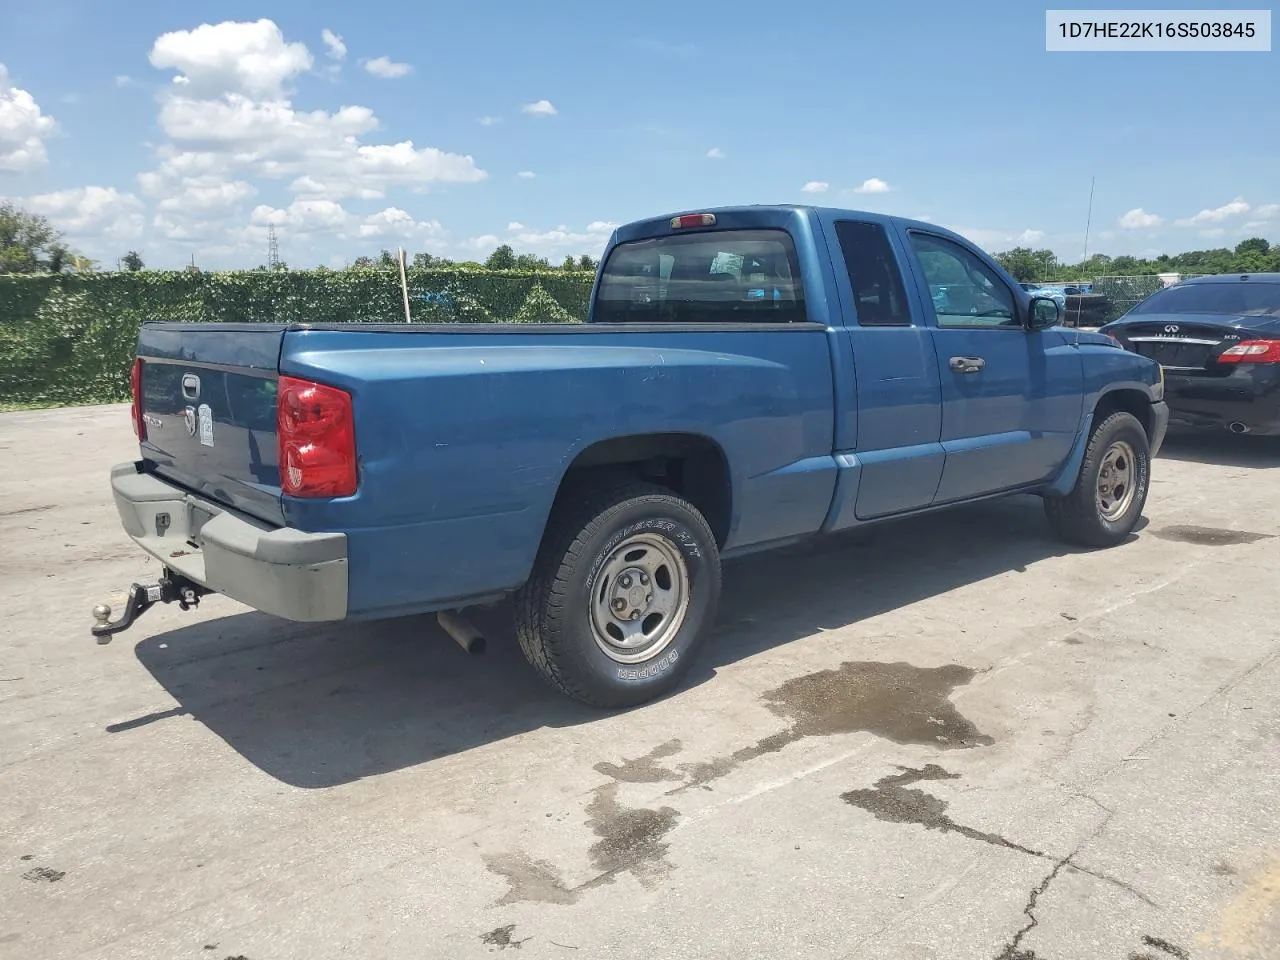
[841,764,1044,857]
[1152,524,1274,546]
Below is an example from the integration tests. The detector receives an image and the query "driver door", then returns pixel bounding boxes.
[900,229,1079,503]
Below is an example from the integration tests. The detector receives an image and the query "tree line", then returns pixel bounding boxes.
[3,198,1274,280]
[993,236,1278,283]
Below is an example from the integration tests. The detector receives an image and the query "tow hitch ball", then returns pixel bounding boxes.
[90,571,209,644]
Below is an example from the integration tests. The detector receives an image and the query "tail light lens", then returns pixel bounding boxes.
[276,376,358,498]
[130,358,145,440]
[1217,340,1280,365]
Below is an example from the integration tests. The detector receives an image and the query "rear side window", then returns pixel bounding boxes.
[834,220,911,326]
[594,228,806,323]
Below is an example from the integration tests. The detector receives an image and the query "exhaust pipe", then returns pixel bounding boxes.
[437,610,487,656]
[1229,421,1250,435]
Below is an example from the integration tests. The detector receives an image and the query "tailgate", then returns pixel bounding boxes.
[137,324,286,526]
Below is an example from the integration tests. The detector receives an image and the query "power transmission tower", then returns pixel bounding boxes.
[267,225,281,270]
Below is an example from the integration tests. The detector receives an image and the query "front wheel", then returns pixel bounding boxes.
[514,482,722,708]
[1044,410,1151,547]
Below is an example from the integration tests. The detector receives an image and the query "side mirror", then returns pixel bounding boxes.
[1027,295,1061,330]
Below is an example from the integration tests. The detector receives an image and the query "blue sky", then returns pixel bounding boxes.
[0,0,1276,269]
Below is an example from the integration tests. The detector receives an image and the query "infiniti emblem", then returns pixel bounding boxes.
[1164,324,1180,334]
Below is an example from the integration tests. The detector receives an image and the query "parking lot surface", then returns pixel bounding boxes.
[2,404,1279,960]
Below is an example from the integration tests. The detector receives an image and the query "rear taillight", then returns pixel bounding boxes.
[130,358,145,440]
[1217,339,1280,365]
[276,376,358,498]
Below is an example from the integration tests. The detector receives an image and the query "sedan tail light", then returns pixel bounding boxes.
[1217,339,1280,365]
[276,376,358,498]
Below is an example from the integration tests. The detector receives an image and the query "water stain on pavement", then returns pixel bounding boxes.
[487,661,989,904]
[1139,934,1189,959]
[592,740,683,784]
[484,782,680,905]
[482,853,578,906]
[480,923,530,950]
[841,764,1044,857]
[21,866,65,883]
[584,783,678,886]
[1152,524,1274,546]
[673,661,992,793]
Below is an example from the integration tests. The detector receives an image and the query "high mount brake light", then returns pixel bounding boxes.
[276,376,358,498]
[671,213,717,229]
[1217,339,1280,365]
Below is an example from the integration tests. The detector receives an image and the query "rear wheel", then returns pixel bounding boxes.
[1044,411,1150,547]
[514,481,721,708]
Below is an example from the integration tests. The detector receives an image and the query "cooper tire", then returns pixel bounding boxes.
[514,481,721,708]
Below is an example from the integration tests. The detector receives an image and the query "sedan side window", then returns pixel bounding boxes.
[909,232,1017,328]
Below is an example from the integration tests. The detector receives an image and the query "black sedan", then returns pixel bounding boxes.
[1100,274,1280,436]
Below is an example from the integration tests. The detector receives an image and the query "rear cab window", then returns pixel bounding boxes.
[594,228,806,323]
[1130,282,1280,317]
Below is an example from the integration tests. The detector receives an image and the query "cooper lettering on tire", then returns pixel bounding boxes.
[514,481,721,708]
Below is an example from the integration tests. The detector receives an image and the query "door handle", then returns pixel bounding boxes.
[949,356,985,373]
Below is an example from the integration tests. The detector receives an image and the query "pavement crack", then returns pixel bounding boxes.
[994,850,1076,960]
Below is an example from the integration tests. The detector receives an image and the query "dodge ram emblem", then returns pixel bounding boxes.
[183,406,197,436]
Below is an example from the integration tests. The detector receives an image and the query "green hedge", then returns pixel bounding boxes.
[0,269,595,407]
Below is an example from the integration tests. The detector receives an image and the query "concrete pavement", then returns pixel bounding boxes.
[2,404,1278,960]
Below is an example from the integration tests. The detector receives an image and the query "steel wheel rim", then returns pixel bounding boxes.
[1096,439,1137,522]
[588,532,690,664]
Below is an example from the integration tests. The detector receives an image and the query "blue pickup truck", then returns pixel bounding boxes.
[94,205,1168,707]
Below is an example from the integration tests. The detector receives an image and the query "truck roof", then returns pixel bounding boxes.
[616,204,951,243]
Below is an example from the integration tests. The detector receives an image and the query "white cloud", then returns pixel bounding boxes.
[114,75,134,88]
[478,115,501,126]
[800,181,829,194]
[0,63,56,171]
[363,56,412,78]
[521,99,557,117]
[149,19,312,98]
[320,29,346,61]
[468,220,616,258]
[946,225,1046,251]
[1199,228,1226,239]
[149,94,485,197]
[853,177,892,194]
[357,207,445,240]
[1176,197,1250,226]
[516,170,536,179]
[1118,208,1163,230]
[251,197,348,230]
[24,186,144,240]
[1251,203,1279,220]
[706,147,725,159]
[155,176,256,214]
